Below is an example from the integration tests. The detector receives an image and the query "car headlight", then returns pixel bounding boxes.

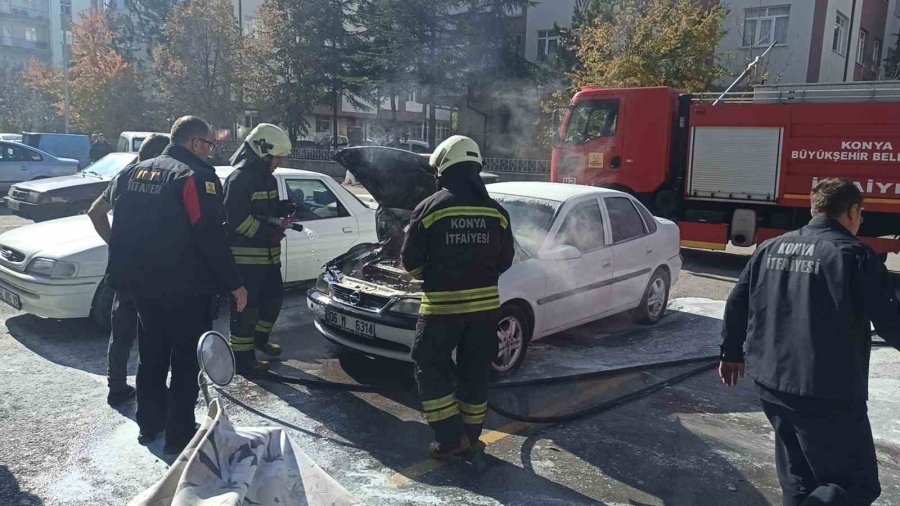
[315,273,331,296]
[26,191,42,204]
[389,297,421,315]
[26,258,79,278]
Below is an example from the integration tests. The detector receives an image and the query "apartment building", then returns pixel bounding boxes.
[0,0,52,69]
[718,0,889,84]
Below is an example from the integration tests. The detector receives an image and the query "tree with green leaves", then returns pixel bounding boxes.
[573,0,726,91]
[152,0,243,130]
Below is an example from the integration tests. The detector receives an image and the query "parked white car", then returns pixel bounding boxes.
[0,168,376,329]
[308,148,683,376]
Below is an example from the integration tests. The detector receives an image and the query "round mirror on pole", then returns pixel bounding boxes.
[197,331,235,404]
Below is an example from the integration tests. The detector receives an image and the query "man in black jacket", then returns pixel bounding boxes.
[224,124,295,375]
[89,133,170,406]
[720,178,900,506]
[106,116,247,454]
[402,135,515,460]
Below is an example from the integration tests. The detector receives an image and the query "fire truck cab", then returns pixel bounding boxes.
[551,82,900,255]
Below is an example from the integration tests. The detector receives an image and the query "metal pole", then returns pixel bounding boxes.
[843,0,857,82]
[713,40,777,106]
[62,32,69,133]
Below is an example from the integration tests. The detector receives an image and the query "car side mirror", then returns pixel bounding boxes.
[539,245,582,261]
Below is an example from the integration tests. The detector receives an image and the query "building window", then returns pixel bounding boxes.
[537,29,558,62]
[243,16,257,36]
[24,27,37,42]
[436,122,449,142]
[833,11,848,55]
[316,118,330,133]
[872,38,882,69]
[405,89,417,103]
[857,29,867,64]
[742,6,790,47]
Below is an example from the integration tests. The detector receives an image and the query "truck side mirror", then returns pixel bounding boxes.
[551,132,561,148]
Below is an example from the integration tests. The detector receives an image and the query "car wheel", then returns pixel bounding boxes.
[90,278,114,333]
[493,304,531,378]
[633,269,669,325]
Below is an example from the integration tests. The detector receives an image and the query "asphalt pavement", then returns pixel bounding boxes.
[0,204,899,505]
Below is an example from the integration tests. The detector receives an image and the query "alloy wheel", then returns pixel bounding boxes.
[494,315,524,372]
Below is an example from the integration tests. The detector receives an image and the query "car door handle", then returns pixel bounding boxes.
[342,227,354,233]
[19,165,28,170]
[601,262,611,268]
[646,249,653,254]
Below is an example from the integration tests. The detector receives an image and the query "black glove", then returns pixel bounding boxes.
[276,199,297,217]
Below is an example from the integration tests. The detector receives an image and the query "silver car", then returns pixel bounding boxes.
[0,140,79,195]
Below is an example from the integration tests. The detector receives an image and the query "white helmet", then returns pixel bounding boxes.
[245,123,292,158]
[429,135,482,174]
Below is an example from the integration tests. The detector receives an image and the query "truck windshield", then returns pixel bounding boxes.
[563,100,619,145]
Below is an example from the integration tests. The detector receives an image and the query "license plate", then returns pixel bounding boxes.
[0,285,21,309]
[561,177,577,184]
[7,199,19,210]
[324,309,376,339]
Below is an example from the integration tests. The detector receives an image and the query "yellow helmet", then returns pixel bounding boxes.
[429,135,482,174]
[245,123,292,158]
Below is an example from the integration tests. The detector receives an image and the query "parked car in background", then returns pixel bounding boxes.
[21,133,91,168]
[0,167,377,331]
[308,147,682,376]
[0,134,22,142]
[117,131,169,153]
[385,139,431,154]
[0,140,79,197]
[6,152,137,222]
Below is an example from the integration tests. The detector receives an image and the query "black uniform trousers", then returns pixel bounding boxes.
[229,263,283,367]
[757,384,881,506]
[134,295,214,446]
[107,290,137,392]
[411,315,498,447]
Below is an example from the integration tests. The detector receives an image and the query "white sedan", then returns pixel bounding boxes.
[0,168,377,329]
[307,181,682,376]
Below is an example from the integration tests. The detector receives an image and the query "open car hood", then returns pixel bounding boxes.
[333,147,437,210]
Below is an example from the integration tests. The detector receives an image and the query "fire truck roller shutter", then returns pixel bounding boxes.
[688,126,782,202]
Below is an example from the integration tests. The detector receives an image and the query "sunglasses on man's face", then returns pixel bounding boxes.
[194,137,216,148]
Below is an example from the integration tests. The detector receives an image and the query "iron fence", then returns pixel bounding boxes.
[213,141,550,174]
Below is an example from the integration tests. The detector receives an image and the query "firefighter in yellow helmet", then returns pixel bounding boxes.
[401,135,515,459]
[224,123,296,375]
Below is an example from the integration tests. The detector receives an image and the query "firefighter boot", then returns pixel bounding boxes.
[236,358,269,377]
[428,435,472,461]
[256,342,282,358]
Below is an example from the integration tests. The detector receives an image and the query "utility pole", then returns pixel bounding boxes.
[62,29,70,133]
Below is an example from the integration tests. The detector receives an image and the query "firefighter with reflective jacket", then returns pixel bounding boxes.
[401,135,515,460]
[224,124,297,375]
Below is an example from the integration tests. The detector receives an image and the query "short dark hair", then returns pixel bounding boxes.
[137,134,170,161]
[810,178,863,218]
[170,116,211,146]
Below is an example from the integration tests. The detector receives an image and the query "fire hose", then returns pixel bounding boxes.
[251,338,893,424]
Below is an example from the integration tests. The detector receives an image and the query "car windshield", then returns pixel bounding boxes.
[80,153,136,178]
[491,193,560,255]
[132,138,145,151]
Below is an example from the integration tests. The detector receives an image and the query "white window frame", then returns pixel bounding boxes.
[833,11,848,55]
[537,29,559,62]
[742,5,790,47]
[872,38,882,69]
[857,29,867,64]
[24,26,37,42]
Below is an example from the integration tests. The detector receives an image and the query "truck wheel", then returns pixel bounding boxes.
[90,279,114,333]
[633,269,670,325]
[493,303,531,378]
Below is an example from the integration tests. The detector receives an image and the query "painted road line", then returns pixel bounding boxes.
[387,375,633,488]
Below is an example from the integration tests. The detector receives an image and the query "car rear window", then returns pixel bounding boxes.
[606,197,647,243]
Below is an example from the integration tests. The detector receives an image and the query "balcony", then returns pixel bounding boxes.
[0,2,50,21]
[0,36,50,51]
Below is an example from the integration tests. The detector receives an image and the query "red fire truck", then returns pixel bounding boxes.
[550,82,900,256]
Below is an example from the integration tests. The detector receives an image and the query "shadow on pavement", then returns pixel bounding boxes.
[5,314,112,376]
[0,465,44,505]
